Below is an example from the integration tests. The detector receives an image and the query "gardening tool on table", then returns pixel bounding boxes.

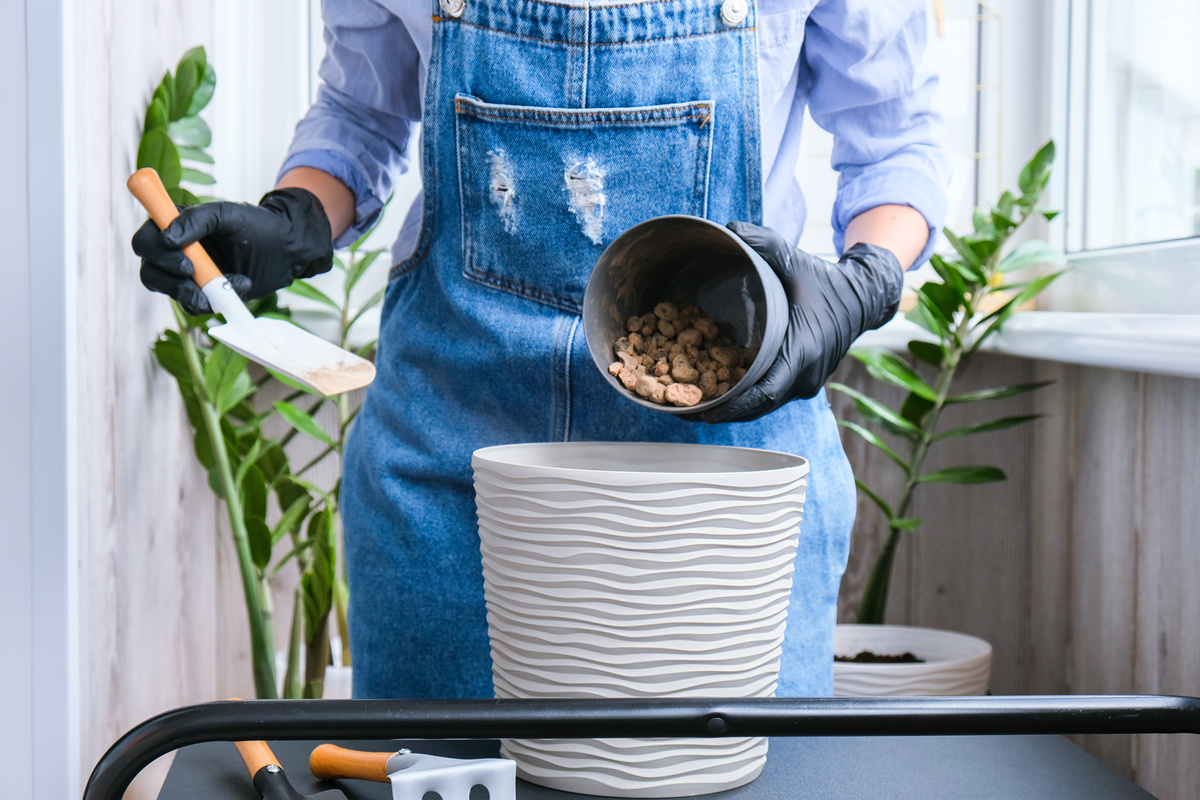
[127,168,376,396]
[235,740,348,800]
[310,744,516,800]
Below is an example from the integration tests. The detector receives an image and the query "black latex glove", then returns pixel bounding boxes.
[692,221,904,424]
[132,187,333,316]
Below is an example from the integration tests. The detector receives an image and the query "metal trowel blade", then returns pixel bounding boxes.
[203,279,375,396]
[208,318,376,396]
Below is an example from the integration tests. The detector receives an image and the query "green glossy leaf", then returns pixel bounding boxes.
[152,333,191,384]
[919,466,1007,484]
[853,478,894,520]
[283,280,339,310]
[241,465,269,523]
[888,517,923,531]
[998,240,1064,273]
[203,343,249,406]
[233,436,264,489]
[136,129,181,188]
[972,208,994,236]
[301,508,337,630]
[346,249,383,293]
[169,115,212,147]
[919,280,965,323]
[272,538,316,576]
[144,98,169,133]
[964,234,1001,265]
[271,495,312,546]
[997,190,1017,218]
[900,392,935,427]
[217,370,254,415]
[946,380,1054,404]
[177,145,214,164]
[275,400,335,447]
[849,346,936,401]
[904,302,945,337]
[168,186,201,206]
[186,62,217,116]
[929,254,967,296]
[838,420,911,475]
[933,414,1044,442]
[247,516,273,572]
[180,167,216,186]
[1040,208,1060,222]
[154,72,176,119]
[171,57,201,121]
[990,208,1017,231]
[827,382,920,439]
[1018,140,1056,195]
[943,229,985,277]
[972,272,1064,350]
[907,340,944,367]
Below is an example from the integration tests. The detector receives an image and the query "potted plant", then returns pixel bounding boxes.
[138,47,386,699]
[828,141,1064,695]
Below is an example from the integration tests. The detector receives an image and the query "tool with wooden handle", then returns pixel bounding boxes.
[311,744,516,800]
[127,168,376,396]
[234,740,349,800]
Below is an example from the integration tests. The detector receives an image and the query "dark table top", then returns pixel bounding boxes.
[158,735,1155,800]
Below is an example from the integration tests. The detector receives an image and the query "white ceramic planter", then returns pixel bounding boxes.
[473,442,809,798]
[832,624,992,697]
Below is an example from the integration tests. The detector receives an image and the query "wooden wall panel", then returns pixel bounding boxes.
[837,353,1200,798]
[71,0,226,792]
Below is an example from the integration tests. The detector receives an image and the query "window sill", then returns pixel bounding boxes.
[856,312,1200,380]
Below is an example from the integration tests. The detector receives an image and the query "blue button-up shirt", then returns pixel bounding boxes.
[281,0,949,266]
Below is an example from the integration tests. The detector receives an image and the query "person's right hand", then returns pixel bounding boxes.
[132,187,333,316]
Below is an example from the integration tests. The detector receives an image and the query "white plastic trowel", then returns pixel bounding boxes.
[128,168,376,396]
[309,744,516,800]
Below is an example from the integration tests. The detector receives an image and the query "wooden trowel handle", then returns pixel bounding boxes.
[234,740,281,779]
[126,167,224,288]
[310,744,395,783]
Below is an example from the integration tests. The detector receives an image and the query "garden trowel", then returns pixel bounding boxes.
[310,744,516,800]
[127,168,376,396]
[234,740,347,800]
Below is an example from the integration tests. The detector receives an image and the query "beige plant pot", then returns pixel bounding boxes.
[833,624,992,697]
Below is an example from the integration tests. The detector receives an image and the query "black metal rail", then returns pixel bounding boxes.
[82,695,1200,800]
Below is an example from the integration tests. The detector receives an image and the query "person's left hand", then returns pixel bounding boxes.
[688,221,904,424]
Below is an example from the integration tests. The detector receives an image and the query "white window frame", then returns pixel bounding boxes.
[1048,0,1200,316]
[864,0,1200,378]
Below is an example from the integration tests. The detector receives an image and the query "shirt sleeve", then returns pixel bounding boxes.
[803,0,949,267]
[278,0,423,246]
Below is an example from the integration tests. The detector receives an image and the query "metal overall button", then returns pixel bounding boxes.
[440,0,465,18]
[720,0,749,27]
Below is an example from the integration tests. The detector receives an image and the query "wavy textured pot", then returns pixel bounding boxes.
[833,624,992,697]
[473,442,808,798]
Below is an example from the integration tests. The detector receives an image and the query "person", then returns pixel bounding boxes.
[134,0,947,699]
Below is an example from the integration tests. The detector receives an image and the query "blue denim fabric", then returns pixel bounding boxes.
[341,0,857,700]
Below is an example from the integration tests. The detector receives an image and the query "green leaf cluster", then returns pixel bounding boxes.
[141,47,391,698]
[137,46,217,205]
[830,141,1066,625]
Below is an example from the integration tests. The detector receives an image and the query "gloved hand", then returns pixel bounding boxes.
[132,187,333,316]
[691,221,904,424]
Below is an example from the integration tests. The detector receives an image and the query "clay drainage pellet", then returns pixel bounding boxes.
[609,301,751,408]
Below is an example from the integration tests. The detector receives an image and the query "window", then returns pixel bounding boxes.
[1066,0,1200,253]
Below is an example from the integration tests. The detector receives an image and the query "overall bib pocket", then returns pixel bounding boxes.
[454,94,715,314]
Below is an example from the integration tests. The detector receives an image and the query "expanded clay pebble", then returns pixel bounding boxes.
[609,301,751,407]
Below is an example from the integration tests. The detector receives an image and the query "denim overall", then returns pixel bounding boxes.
[341,0,857,700]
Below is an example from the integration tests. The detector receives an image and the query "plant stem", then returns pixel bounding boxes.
[173,304,278,698]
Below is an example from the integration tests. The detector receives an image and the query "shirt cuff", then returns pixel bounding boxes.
[278,144,385,248]
[832,164,947,269]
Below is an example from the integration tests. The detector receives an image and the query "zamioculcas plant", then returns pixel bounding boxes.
[830,141,1065,625]
[140,47,387,697]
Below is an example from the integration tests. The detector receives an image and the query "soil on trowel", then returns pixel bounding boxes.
[835,650,925,664]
